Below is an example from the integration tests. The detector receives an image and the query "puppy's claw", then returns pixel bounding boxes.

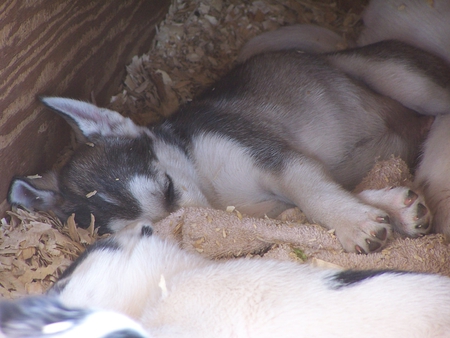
[376,215,390,224]
[370,228,387,241]
[355,245,366,254]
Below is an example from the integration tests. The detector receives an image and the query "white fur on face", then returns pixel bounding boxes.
[128,174,168,219]
[152,140,211,209]
[101,173,171,233]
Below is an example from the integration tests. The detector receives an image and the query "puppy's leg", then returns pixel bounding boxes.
[414,114,450,237]
[357,187,431,237]
[357,0,450,64]
[272,156,392,253]
[325,40,450,116]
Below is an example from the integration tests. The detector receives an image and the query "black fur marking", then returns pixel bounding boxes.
[164,174,179,211]
[0,296,89,337]
[141,225,153,237]
[102,329,147,338]
[58,136,161,230]
[49,237,120,294]
[163,104,294,172]
[329,269,410,289]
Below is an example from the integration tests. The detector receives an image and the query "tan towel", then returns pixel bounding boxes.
[154,206,450,275]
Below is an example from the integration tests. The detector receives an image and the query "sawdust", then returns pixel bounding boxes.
[0,209,103,299]
[108,0,364,125]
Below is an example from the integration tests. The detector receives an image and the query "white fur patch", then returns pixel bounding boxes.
[55,232,450,337]
[128,174,168,222]
[191,133,291,216]
[152,139,211,209]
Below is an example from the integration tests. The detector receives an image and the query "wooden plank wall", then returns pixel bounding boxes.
[0,0,170,215]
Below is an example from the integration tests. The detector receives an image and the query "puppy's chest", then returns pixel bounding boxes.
[190,133,275,210]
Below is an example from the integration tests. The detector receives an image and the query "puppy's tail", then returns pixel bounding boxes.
[237,24,352,63]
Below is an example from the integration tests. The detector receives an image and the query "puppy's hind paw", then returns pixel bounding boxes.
[358,187,432,237]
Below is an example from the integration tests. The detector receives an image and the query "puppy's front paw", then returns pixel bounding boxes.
[334,206,391,254]
[358,187,431,237]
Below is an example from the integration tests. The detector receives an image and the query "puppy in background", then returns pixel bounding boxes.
[2,225,450,337]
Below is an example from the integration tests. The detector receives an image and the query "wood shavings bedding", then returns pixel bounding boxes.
[108,0,363,125]
[0,210,102,299]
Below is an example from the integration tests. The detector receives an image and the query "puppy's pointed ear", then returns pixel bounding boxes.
[40,97,147,142]
[8,175,61,213]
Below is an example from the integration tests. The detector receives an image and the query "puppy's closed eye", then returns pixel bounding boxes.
[164,174,176,205]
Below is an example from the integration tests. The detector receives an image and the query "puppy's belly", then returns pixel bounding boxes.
[192,134,294,214]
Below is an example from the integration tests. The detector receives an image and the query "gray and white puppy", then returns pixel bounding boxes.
[3,225,449,338]
[8,2,450,253]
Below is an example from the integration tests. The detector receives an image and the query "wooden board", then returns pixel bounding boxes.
[0,0,170,215]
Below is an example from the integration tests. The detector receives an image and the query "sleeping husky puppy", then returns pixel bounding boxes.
[7,1,450,253]
[2,225,450,337]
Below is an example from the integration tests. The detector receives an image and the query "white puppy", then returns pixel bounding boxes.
[38,226,450,338]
